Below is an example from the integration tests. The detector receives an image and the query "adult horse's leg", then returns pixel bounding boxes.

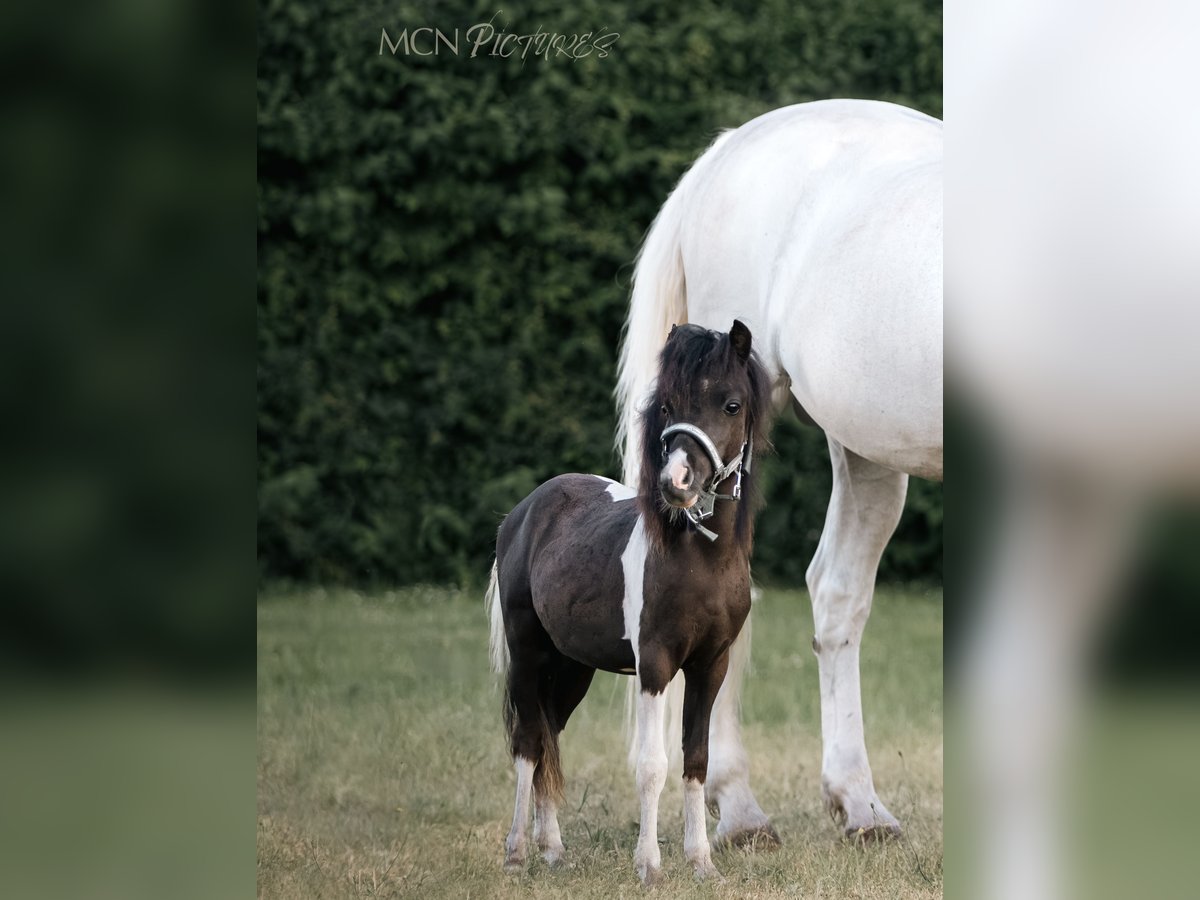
[705,623,781,848]
[532,656,595,868]
[681,655,730,880]
[966,463,1135,900]
[808,439,908,838]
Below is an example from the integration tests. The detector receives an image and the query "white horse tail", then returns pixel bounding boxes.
[485,560,508,675]
[615,130,736,486]
[625,581,757,772]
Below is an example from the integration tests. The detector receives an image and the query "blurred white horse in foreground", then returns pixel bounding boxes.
[616,99,942,844]
[950,4,1200,898]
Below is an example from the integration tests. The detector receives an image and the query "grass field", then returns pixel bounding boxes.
[257,584,942,898]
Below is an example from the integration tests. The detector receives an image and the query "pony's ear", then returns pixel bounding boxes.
[668,323,679,340]
[730,319,752,361]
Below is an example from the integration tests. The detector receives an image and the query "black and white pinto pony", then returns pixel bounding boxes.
[487,322,773,885]
[615,99,942,844]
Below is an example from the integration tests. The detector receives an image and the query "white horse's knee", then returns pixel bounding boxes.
[811,610,869,653]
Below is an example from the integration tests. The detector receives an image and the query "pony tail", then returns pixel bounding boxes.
[616,129,737,487]
[503,688,565,805]
[485,560,508,674]
[532,707,566,805]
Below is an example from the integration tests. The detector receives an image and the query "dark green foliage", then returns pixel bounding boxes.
[258,0,942,586]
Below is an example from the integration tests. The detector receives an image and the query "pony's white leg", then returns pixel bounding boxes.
[706,620,781,848]
[503,756,536,872]
[808,439,908,837]
[532,789,565,867]
[683,777,720,879]
[633,690,669,886]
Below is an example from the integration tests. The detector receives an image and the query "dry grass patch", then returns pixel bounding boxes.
[258,584,942,898]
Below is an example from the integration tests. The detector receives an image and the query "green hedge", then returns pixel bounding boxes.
[257,0,942,586]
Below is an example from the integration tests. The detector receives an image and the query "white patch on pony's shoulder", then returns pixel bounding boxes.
[620,517,648,646]
[592,474,637,501]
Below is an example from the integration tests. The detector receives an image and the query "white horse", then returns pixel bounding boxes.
[616,99,942,843]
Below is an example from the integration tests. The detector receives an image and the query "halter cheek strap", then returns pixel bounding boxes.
[659,422,753,542]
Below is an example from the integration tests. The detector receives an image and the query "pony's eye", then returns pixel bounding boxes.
[724,401,742,416]
[660,404,670,417]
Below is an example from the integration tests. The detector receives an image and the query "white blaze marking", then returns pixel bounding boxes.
[592,474,637,501]
[620,517,648,644]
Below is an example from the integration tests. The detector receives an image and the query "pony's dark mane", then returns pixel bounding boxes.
[637,326,773,553]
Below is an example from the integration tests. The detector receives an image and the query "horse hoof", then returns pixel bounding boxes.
[692,861,724,882]
[715,823,782,852]
[844,822,901,845]
[542,848,566,869]
[637,863,663,887]
[503,850,526,873]
[824,785,902,840]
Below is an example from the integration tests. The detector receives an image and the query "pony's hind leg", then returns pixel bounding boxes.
[504,754,536,872]
[502,605,555,871]
[808,439,907,839]
[532,657,595,868]
[531,784,564,868]
[503,647,542,871]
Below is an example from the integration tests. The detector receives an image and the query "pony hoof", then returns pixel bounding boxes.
[715,823,782,852]
[692,861,724,882]
[637,863,663,887]
[503,850,526,873]
[542,848,566,869]
[845,822,901,845]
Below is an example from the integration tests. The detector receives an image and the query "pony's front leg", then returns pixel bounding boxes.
[681,656,731,881]
[633,683,669,885]
[808,440,907,838]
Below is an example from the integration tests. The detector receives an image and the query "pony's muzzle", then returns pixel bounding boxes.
[659,448,698,508]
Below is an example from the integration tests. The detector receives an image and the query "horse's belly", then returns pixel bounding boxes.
[783,173,943,477]
[679,108,943,478]
[520,477,641,673]
[531,584,635,673]
[688,230,943,478]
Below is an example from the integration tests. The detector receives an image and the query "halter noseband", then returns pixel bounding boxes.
[659,422,753,542]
